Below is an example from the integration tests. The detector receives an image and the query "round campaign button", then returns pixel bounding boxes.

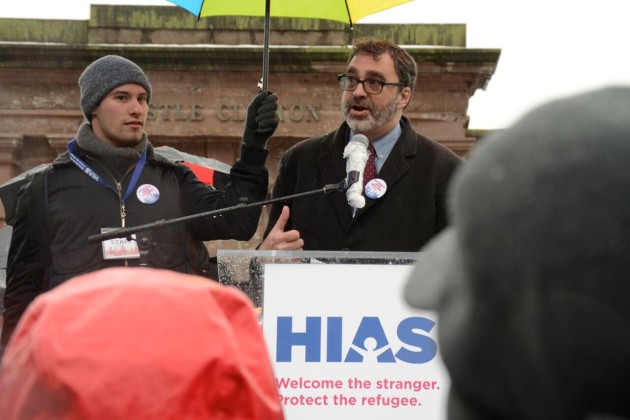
[136,184,160,204]
[364,178,387,200]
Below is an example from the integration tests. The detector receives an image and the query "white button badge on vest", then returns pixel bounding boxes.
[136,184,160,204]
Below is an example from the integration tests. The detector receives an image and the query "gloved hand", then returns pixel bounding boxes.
[243,91,280,149]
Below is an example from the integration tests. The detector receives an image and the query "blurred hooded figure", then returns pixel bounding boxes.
[404,87,630,420]
[0,267,284,420]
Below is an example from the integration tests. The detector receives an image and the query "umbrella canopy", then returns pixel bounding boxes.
[0,146,231,226]
[167,0,414,90]
[0,164,49,226]
[171,0,413,23]
[153,145,231,188]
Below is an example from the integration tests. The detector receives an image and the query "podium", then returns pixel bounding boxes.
[218,250,449,420]
[217,250,418,307]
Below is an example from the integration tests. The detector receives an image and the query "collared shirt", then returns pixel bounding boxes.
[350,120,403,173]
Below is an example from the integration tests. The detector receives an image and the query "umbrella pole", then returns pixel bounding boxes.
[262,0,270,91]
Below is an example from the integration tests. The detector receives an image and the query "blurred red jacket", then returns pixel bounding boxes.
[0,267,284,420]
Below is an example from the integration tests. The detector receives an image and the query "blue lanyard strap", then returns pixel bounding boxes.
[67,139,148,204]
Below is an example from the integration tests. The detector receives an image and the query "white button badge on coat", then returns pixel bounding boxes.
[364,178,387,200]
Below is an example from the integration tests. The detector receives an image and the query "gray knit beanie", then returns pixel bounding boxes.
[404,86,630,419]
[79,55,152,122]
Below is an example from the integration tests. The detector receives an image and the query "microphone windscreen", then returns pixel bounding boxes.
[350,134,369,147]
[343,134,370,209]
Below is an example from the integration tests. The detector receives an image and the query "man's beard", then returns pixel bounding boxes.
[342,94,400,133]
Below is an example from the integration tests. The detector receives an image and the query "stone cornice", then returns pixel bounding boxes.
[0,43,500,73]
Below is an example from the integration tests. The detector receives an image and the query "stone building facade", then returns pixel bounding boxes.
[0,4,500,252]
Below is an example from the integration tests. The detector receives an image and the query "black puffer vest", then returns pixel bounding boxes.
[45,146,191,288]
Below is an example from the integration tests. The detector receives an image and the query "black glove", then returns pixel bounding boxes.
[243,91,280,149]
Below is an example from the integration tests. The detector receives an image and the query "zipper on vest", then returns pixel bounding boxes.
[116,181,129,267]
[111,164,135,227]
[117,181,126,228]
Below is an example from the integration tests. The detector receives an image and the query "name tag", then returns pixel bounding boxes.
[101,228,140,260]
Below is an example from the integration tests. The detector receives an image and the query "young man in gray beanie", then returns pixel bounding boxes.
[1,55,279,356]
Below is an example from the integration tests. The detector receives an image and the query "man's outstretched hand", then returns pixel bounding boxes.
[258,206,304,251]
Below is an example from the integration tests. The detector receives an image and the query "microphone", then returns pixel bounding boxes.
[342,134,369,212]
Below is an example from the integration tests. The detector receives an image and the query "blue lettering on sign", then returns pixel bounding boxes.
[275,316,437,364]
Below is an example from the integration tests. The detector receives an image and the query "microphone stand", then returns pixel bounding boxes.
[87,175,358,266]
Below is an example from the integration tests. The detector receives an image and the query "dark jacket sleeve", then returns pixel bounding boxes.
[262,148,296,240]
[180,144,269,241]
[1,172,50,354]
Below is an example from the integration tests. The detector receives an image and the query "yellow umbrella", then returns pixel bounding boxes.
[167,0,414,90]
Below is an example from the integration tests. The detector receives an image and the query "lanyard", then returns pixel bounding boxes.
[67,139,147,204]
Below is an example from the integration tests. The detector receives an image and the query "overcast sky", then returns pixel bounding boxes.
[2,0,629,129]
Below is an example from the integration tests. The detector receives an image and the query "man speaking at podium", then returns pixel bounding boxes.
[259,38,461,252]
[1,55,279,357]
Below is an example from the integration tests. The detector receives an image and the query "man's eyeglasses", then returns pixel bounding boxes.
[337,74,406,95]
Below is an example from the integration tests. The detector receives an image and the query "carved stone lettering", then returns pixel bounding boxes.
[148,103,321,123]
[147,103,205,122]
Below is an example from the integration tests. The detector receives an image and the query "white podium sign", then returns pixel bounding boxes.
[262,263,449,420]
